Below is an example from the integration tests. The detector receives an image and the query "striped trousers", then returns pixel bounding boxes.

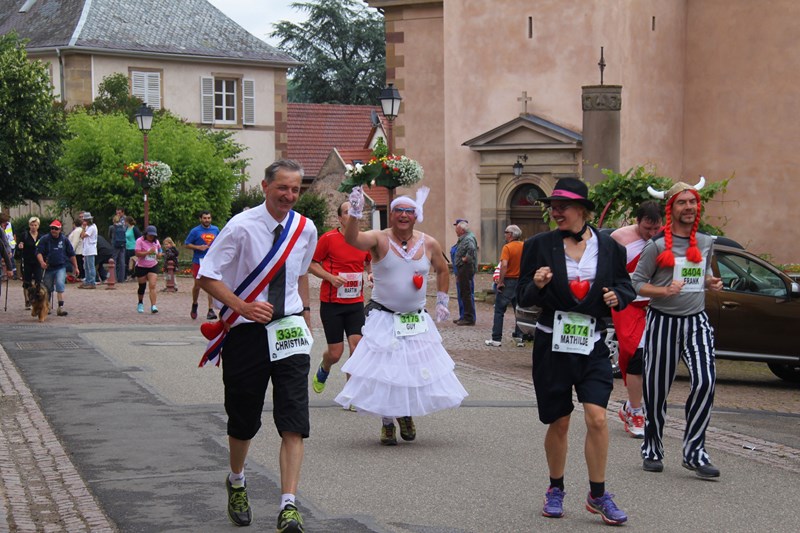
[641,308,716,466]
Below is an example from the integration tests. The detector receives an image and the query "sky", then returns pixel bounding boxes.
[206,0,307,47]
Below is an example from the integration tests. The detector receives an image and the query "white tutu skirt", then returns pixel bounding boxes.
[334,309,468,418]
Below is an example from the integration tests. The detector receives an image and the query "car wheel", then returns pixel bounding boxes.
[767,362,800,383]
[606,329,621,379]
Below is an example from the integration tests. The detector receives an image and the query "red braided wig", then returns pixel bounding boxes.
[656,189,702,268]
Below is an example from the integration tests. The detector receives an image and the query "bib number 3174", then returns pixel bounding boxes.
[552,311,595,355]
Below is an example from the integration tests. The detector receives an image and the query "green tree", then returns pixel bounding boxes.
[54,109,245,240]
[0,32,69,205]
[87,73,143,119]
[271,0,386,104]
[589,165,731,235]
[294,191,328,235]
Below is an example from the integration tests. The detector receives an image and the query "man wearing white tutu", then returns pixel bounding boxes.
[335,185,468,445]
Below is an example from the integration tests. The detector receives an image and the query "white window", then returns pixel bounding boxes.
[200,76,256,126]
[131,71,161,110]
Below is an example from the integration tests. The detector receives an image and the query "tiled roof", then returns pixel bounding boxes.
[287,103,381,178]
[0,0,297,65]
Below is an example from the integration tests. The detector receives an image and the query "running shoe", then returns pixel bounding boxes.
[206,309,217,320]
[397,416,416,441]
[137,303,144,314]
[151,305,158,314]
[380,423,397,446]
[618,405,645,438]
[642,458,663,472]
[484,340,501,347]
[585,492,628,525]
[312,364,328,394]
[276,503,304,532]
[682,461,720,479]
[542,487,565,518]
[190,303,198,319]
[225,477,252,527]
[515,337,526,347]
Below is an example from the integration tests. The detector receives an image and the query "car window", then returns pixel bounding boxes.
[717,252,788,297]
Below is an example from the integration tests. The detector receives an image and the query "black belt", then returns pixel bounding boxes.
[364,300,424,316]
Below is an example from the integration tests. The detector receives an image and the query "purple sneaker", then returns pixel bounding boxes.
[586,492,628,525]
[542,487,565,518]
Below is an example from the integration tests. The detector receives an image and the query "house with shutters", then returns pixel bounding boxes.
[0,0,298,187]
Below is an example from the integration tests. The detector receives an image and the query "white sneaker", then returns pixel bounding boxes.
[484,340,501,347]
[618,404,645,438]
[514,338,525,347]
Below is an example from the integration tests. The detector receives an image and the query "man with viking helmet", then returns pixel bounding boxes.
[631,177,724,479]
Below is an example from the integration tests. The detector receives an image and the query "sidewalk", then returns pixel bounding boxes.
[1,274,799,532]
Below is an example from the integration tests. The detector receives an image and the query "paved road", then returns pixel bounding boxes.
[0,275,798,532]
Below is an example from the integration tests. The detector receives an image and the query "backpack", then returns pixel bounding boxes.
[112,223,126,249]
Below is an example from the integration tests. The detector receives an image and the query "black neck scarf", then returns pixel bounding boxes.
[560,223,589,242]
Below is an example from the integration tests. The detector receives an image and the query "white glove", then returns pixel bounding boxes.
[349,186,365,219]
[435,291,450,323]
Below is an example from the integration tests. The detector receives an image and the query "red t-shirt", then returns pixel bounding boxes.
[313,229,371,304]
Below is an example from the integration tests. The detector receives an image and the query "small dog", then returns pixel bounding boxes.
[28,283,50,323]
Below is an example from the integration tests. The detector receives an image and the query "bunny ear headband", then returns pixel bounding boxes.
[390,186,430,222]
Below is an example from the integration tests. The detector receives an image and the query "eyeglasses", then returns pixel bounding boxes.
[392,207,416,215]
[547,204,574,213]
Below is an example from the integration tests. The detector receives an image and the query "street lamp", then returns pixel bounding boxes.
[513,154,528,178]
[378,83,402,204]
[134,104,153,227]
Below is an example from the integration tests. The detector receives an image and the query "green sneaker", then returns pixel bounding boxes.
[225,477,252,527]
[380,423,397,446]
[276,503,304,532]
[397,416,416,441]
[311,364,328,394]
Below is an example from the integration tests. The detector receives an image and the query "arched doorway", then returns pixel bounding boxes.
[510,183,549,240]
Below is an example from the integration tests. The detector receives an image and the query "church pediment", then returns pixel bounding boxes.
[463,114,582,152]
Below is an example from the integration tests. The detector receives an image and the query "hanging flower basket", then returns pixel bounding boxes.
[123,161,172,189]
[338,154,423,193]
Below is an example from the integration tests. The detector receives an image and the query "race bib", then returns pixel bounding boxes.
[673,257,706,293]
[265,315,314,362]
[336,272,363,299]
[552,311,596,355]
[393,310,429,337]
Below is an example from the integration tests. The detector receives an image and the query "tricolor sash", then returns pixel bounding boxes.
[198,211,307,367]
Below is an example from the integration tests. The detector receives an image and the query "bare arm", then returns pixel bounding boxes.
[298,274,311,328]
[429,238,449,294]
[308,261,345,287]
[197,276,275,323]
[497,259,509,288]
[344,214,380,252]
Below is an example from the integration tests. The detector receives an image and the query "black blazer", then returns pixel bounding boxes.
[516,226,635,331]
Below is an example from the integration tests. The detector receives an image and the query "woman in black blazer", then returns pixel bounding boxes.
[517,178,634,525]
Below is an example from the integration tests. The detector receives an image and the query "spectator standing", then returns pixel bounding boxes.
[197,160,317,530]
[79,212,98,288]
[631,179,723,479]
[485,225,525,347]
[0,213,17,279]
[453,219,478,325]
[110,209,128,282]
[67,217,85,280]
[17,217,43,309]
[125,217,142,279]
[610,201,663,438]
[134,226,163,313]
[185,211,220,320]
[36,220,79,316]
[308,201,372,398]
[95,235,114,283]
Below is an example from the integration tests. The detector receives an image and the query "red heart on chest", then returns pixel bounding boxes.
[200,320,225,340]
[569,279,590,301]
[412,273,424,290]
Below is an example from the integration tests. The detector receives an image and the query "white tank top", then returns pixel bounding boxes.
[372,235,430,313]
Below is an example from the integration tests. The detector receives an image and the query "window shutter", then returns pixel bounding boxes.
[145,72,161,110]
[131,71,146,101]
[200,76,214,124]
[242,79,255,125]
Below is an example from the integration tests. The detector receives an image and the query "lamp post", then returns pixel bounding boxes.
[513,154,528,178]
[378,83,402,204]
[134,104,154,227]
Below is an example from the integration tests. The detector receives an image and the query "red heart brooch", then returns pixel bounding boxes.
[569,279,590,301]
[200,320,225,340]
[412,273,424,290]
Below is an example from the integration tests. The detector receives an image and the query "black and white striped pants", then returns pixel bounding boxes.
[641,308,716,466]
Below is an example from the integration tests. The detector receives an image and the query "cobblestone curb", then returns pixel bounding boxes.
[0,345,115,533]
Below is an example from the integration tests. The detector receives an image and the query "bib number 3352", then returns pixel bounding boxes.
[266,315,314,361]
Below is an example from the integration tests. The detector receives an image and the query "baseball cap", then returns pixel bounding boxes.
[452,218,468,225]
[145,225,158,236]
[49,220,62,229]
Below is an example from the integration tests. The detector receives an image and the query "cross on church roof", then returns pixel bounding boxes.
[517,91,532,115]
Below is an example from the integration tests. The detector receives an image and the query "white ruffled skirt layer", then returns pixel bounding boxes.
[334,309,468,418]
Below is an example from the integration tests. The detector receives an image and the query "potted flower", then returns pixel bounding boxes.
[123,161,172,189]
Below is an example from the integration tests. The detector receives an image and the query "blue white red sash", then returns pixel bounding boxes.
[198,211,307,367]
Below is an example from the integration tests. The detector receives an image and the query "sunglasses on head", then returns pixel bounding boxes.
[392,207,416,215]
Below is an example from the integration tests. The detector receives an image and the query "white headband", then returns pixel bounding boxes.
[390,186,430,222]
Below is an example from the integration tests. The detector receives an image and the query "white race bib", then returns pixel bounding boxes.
[336,272,363,299]
[552,311,596,355]
[393,310,429,337]
[265,315,314,362]
[673,257,706,293]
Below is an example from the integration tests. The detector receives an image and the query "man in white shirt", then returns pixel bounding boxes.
[198,159,316,531]
[79,212,98,288]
